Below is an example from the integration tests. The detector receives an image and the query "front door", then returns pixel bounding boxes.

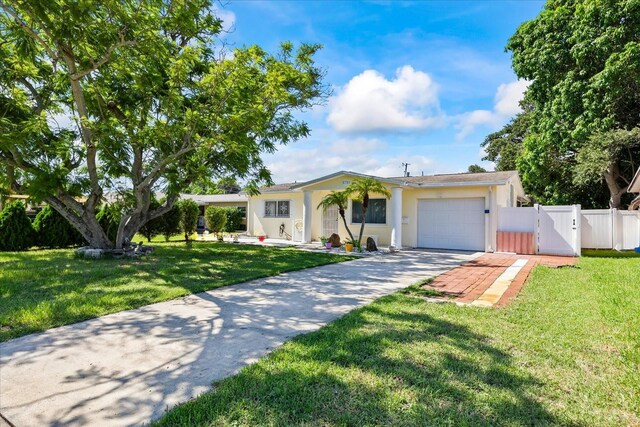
[322,204,339,237]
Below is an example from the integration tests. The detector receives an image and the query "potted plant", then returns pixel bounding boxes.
[320,236,328,245]
[344,238,360,253]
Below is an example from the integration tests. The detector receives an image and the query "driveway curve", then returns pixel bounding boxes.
[0,249,478,426]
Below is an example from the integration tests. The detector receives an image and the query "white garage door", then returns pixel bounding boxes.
[417,198,486,251]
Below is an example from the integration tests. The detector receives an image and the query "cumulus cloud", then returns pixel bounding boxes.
[456,79,530,140]
[327,66,443,132]
[265,137,437,183]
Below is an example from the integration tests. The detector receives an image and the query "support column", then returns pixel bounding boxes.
[302,190,312,243]
[391,187,403,249]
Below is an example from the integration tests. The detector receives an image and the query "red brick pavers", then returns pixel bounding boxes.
[423,253,577,307]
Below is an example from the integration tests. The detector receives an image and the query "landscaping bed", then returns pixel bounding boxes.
[0,242,353,341]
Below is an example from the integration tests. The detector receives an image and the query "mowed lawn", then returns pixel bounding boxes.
[155,254,640,426]
[0,242,352,341]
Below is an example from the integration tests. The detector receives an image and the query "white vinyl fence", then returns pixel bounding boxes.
[498,205,640,256]
[581,209,640,250]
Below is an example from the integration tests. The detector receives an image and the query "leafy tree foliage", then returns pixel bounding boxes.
[138,197,164,242]
[506,0,640,208]
[224,207,244,232]
[481,112,530,172]
[0,1,325,249]
[0,200,34,251]
[186,176,242,195]
[33,205,85,248]
[467,165,487,173]
[178,199,199,241]
[96,204,121,243]
[205,206,227,235]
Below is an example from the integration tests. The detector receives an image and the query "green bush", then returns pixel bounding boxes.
[205,206,227,235]
[161,204,182,241]
[0,200,35,251]
[178,199,199,241]
[224,207,244,232]
[139,198,165,242]
[33,205,85,248]
[96,203,121,243]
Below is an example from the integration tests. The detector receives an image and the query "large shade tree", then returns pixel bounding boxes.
[504,0,640,208]
[0,0,324,249]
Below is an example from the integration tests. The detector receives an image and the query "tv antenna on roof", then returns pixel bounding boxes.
[402,162,411,177]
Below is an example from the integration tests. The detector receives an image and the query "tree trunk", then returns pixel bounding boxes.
[338,208,354,241]
[45,196,113,249]
[604,166,627,209]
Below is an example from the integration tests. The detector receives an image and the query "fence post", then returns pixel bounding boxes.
[572,204,581,256]
[611,208,619,250]
[533,203,540,254]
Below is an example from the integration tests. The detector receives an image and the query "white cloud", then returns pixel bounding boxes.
[456,79,530,140]
[327,66,443,132]
[264,137,438,184]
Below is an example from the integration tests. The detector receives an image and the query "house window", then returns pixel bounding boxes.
[265,200,290,218]
[352,199,386,224]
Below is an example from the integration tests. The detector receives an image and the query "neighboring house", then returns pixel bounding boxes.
[179,193,249,231]
[246,170,526,252]
[629,169,640,210]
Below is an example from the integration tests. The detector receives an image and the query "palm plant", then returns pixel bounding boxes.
[317,190,355,242]
[346,177,391,246]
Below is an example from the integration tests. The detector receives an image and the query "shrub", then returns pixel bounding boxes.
[33,205,85,248]
[96,203,121,243]
[178,199,199,241]
[160,204,182,241]
[224,207,244,232]
[0,200,35,251]
[205,206,227,235]
[138,198,164,242]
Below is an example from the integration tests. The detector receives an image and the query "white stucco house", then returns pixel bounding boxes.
[246,170,527,252]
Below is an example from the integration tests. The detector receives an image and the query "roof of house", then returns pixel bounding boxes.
[258,170,519,193]
[179,193,248,204]
[630,169,640,193]
[391,170,518,187]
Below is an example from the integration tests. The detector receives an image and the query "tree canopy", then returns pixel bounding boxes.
[0,0,325,248]
[490,0,640,208]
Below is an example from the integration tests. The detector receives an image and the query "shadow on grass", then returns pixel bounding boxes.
[155,295,572,426]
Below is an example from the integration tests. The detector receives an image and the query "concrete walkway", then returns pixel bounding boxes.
[0,250,478,427]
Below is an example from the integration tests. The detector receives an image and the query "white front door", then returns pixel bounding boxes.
[417,198,485,251]
[322,204,339,237]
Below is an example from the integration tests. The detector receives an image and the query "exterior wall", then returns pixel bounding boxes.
[247,192,304,238]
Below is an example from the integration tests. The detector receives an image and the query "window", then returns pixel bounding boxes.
[265,200,290,218]
[351,199,386,224]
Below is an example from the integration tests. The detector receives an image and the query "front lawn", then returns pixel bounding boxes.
[0,242,353,342]
[155,255,640,426]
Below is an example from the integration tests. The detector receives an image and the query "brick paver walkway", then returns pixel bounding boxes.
[423,253,577,307]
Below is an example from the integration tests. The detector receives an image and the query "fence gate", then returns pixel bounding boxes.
[537,205,581,256]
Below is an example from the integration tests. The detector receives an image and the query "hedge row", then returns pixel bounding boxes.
[0,199,197,251]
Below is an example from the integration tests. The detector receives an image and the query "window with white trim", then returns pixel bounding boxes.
[264,200,290,218]
[351,199,386,224]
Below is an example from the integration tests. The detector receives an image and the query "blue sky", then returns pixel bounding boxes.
[217,0,545,183]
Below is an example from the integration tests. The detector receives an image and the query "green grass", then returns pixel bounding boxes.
[582,248,640,258]
[155,255,640,427]
[0,242,353,342]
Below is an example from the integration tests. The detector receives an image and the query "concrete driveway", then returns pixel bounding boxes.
[0,249,478,426]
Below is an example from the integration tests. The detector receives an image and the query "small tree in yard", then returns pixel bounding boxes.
[138,198,164,242]
[160,204,182,242]
[224,207,244,233]
[179,199,199,242]
[205,206,227,237]
[0,1,325,250]
[317,191,354,242]
[346,178,391,249]
[0,201,34,251]
[33,205,85,248]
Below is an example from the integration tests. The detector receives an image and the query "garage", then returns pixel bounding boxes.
[417,198,486,251]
